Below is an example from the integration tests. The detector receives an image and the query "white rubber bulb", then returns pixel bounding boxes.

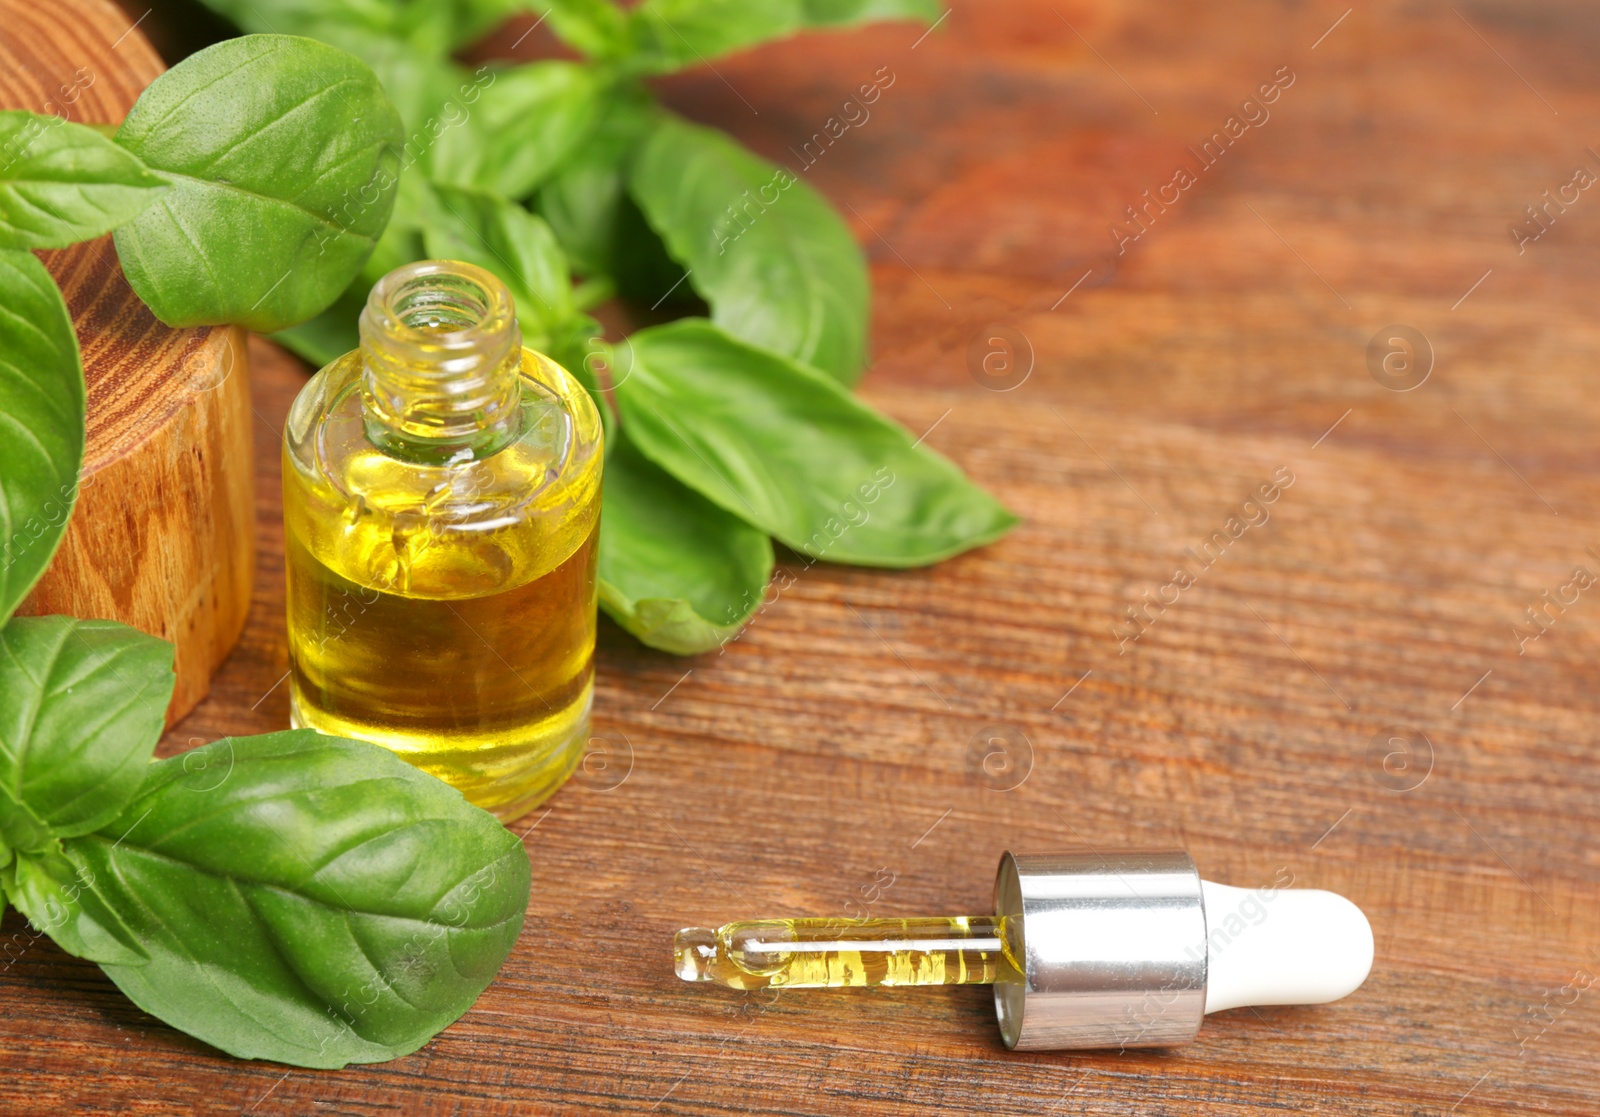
[1200,880,1374,1014]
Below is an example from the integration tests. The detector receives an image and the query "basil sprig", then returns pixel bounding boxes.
[0,618,530,1068]
[228,0,1013,655]
[3,5,1005,658]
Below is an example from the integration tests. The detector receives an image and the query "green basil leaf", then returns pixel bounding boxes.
[447,0,541,47]
[545,313,608,398]
[357,169,435,294]
[625,0,941,73]
[71,730,530,1068]
[0,782,51,861]
[194,0,386,37]
[195,0,521,52]
[305,26,467,133]
[303,36,599,200]
[802,0,944,21]
[626,0,798,69]
[600,429,772,655]
[315,37,543,197]
[535,86,654,278]
[274,169,570,367]
[629,114,867,383]
[421,183,574,351]
[0,617,174,847]
[0,248,83,624]
[543,0,631,57]
[531,91,692,304]
[616,319,1018,566]
[0,111,168,250]
[4,844,146,966]
[112,35,404,332]
[425,62,606,200]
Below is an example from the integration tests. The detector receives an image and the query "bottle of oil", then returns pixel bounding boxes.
[282,259,602,820]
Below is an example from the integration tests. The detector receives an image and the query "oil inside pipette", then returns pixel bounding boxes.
[674,916,1021,990]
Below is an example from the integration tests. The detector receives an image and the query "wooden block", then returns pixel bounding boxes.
[2,0,255,726]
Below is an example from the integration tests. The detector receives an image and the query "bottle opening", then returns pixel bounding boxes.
[360,259,523,460]
[381,266,498,337]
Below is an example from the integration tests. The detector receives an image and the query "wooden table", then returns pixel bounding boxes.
[5,1,1599,1113]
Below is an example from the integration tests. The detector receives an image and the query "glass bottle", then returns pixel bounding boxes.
[282,259,602,820]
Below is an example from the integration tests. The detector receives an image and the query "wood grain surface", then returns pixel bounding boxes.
[3,0,255,725]
[5,0,1600,1113]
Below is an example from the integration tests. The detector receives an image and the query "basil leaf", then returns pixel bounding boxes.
[318,32,589,199]
[629,115,867,383]
[447,0,541,47]
[600,429,772,654]
[305,26,467,132]
[616,319,1018,566]
[3,844,146,966]
[357,169,435,297]
[0,248,83,624]
[0,112,167,249]
[536,93,696,306]
[802,0,944,20]
[543,0,631,57]
[426,62,606,200]
[289,32,598,203]
[195,0,521,52]
[273,173,576,365]
[535,87,654,278]
[194,0,395,38]
[112,35,404,332]
[69,730,530,1068]
[625,0,941,73]
[0,617,174,847]
[546,313,609,399]
[421,183,574,351]
[0,779,51,860]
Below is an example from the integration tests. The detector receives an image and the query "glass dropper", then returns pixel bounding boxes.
[671,850,1377,1052]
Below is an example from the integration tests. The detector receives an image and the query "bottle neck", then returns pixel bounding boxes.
[360,260,522,462]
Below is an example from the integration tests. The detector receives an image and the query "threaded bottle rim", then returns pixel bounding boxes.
[360,259,523,458]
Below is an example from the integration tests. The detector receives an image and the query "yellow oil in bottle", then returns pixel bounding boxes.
[674,916,1020,989]
[283,260,602,820]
